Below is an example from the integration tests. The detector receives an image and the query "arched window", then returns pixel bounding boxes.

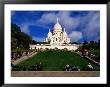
[60,33,62,36]
[56,38,57,41]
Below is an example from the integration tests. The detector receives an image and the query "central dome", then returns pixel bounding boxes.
[53,17,62,32]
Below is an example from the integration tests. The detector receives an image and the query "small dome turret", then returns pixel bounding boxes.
[48,29,52,37]
[63,28,67,36]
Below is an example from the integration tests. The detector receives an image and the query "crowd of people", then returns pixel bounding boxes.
[64,64,80,71]
[64,63,94,71]
[38,62,42,70]
[11,62,94,71]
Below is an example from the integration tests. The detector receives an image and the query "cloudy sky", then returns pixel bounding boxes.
[11,11,100,42]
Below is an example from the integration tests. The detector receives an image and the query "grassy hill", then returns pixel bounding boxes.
[17,49,100,71]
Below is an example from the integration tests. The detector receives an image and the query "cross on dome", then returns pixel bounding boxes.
[57,17,59,23]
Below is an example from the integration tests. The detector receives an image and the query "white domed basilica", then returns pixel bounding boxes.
[45,18,70,46]
[30,17,79,51]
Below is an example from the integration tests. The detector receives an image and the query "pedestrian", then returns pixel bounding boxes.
[65,64,70,71]
[88,63,93,70]
[37,62,42,71]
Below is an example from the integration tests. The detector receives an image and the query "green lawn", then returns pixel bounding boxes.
[17,49,100,71]
[91,49,100,57]
[90,49,100,62]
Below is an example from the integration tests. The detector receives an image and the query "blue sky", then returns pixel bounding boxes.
[11,11,100,42]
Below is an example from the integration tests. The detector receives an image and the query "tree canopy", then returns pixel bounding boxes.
[11,24,32,50]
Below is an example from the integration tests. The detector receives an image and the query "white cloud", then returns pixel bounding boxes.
[36,11,81,33]
[68,31,83,42]
[58,11,81,33]
[20,23,30,35]
[82,12,100,40]
[37,11,100,40]
[13,11,99,42]
[37,13,57,25]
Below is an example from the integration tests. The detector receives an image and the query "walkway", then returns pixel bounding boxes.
[11,71,100,77]
[76,51,100,65]
[12,51,37,65]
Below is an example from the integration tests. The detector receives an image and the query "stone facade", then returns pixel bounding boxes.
[30,44,78,51]
[45,18,70,45]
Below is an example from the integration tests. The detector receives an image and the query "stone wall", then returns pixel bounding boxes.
[30,44,79,51]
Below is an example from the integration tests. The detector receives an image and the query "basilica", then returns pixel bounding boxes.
[30,17,79,51]
[45,18,70,46]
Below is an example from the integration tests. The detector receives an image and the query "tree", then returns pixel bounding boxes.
[11,37,17,49]
[82,40,89,50]
[83,40,88,45]
[97,40,100,48]
[11,23,32,50]
[32,40,37,44]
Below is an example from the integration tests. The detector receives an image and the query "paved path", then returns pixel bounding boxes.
[11,71,100,77]
[76,52,100,65]
[12,52,37,65]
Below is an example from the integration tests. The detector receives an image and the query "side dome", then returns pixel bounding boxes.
[63,28,67,36]
[48,29,52,37]
[63,32,67,36]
